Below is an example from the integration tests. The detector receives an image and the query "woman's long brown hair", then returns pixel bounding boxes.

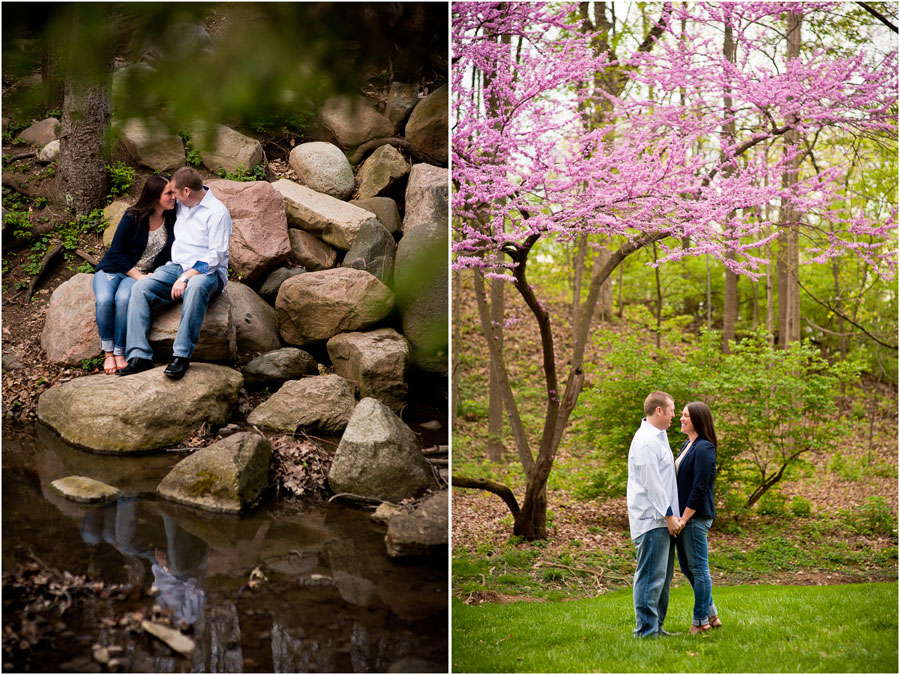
[126,174,170,231]
[687,401,718,449]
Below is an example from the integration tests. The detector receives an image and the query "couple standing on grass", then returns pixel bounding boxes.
[628,391,722,637]
[92,166,232,380]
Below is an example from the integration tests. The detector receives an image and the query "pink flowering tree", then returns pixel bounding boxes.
[452,1,897,540]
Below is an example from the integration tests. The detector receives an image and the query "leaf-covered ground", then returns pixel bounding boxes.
[451,271,899,603]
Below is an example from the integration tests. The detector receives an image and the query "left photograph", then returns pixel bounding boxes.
[2,3,449,672]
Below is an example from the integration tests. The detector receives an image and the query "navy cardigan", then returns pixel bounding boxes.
[95,209,176,275]
[675,437,717,520]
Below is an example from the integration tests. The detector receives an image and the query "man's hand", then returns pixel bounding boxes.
[665,515,683,537]
[171,277,187,300]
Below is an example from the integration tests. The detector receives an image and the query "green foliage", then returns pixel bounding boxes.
[756,489,787,517]
[56,209,106,251]
[74,260,95,275]
[581,328,862,511]
[106,162,136,197]
[838,497,897,537]
[790,496,812,518]
[216,164,266,182]
[828,450,895,481]
[185,148,203,167]
[81,356,105,371]
[22,236,50,276]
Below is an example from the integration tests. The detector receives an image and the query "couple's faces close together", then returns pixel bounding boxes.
[159,182,196,211]
[654,404,695,436]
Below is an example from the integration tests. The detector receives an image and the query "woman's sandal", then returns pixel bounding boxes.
[103,354,118,374]
[114,354,128,371]
[689,623,712,635]
[709,615,723,628]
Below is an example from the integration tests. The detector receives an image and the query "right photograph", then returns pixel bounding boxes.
[450,2,898,672]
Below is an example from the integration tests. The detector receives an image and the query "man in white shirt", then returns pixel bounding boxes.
[118,167,232,379]
[627,390,683,637]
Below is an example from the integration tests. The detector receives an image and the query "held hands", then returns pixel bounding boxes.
[665,515,685,537]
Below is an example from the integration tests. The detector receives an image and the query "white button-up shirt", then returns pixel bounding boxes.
[626,419,680,540]
[171,186,232,287]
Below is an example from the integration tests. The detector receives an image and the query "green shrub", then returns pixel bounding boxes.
[216,164,266,182]
[757,489,788,517]
[840,496,896,536]
[106,162,136,197]
[185,148,203,167]
[790,496,812,518]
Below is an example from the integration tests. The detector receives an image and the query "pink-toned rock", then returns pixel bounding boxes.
[275,268,394,346]
[17,118,60,147]
[41,274,101,365]
[288,229,337,271]
[208,180,291,283]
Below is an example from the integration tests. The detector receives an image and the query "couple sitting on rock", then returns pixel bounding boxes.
[93,166,233,380]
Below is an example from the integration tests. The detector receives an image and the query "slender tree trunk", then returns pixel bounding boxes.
[451,268,463,425]
[721,18,738,352]
[595,244,613,321]
[652,241,662,349]
[487,271,506,462]
[573,234,587,327]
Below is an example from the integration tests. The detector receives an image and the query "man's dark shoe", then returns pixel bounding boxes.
[116,357,154,376]
[164,357,190,380]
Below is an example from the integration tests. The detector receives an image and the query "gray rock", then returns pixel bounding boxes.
[242,347,318,390]
[385,82,419,130]
[351,197,401,235]
[326,328,408,412]
[317,95,393,149]
[119,118,185,172]
[258,267,305,299]
[157,431,271,514]
[17,117,59,147]
[247,374,356,433]
[289,229,337,271]
[102,201,131,246]
[223,282,281,355]
[356,145,409,200]
[208,179,291,283]
[275,268,394,346]
[402,163,447,233]
[327,398,437,502]
[340,219,396,284]
[193,123,263,175]
[2,351,24,371]
[36,364,243,453]
[39,139,60,162]
[289,142,355,200]
[147,290,236,362]
[394,220,448,374]
[50,476,120,504]
[405,84,448,164]
[273,178,381,250]
[385,490,448,558]
[371,502,404,525]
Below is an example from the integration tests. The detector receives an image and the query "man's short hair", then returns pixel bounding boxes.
[643,391,673,417]
[171,166,203,192]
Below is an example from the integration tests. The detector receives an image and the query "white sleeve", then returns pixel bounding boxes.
[633,442,674,519]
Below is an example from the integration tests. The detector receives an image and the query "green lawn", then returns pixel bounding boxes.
[452,582,898,673]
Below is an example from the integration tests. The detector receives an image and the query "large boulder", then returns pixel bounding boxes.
[355,145,409,200]
[157,432,271,514]
[275,268,394,346]
[193,123,263,174]
[327,398,436,502]
[288,229,337,271]
[17,117,59,147]
[385,82,419,131]
[405,84,448,165]
[208,179,291,283]
[317,95,393,149]
[350,197,401,235]
[394,220,448,374]
[148,290,236,361]
[247,374,356,433]
[41,273,102,365]
[289,142,355,200]
[340,219,396,285]
[223,282,281,355]
[242,347,318,390]
[36,364,243,453]
[385,490,448,558]
[273,179,380,251]
[402,163,448,233]
[119,118,185,172]
[102,201,132,246]
[326,328,408,412]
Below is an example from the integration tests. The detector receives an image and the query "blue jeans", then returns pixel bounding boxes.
[125,262,222,361]
[93,271,136,355]
[675,517,717,626]
[633,526,674,637]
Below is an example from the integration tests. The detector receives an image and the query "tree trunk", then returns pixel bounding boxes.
[572,234,587,327]
[723,252,738,350]
[595,245,613,321]
[778,10,802,348]
[487,271,506,462]
[59,74,110,215]
[721,18,738,352]
[451,268,463,425]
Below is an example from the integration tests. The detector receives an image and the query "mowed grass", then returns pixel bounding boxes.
[452,582,898,673]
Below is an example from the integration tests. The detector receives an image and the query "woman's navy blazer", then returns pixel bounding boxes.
[95,209,176,275]
[675,437,717,519]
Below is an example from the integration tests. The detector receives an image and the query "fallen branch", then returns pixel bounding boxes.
[452,475,520,518]
[327,492,386,506]
[427,457,448,466]
[25,242,63,301]
[75,248,100,266]
[3,152,37,164]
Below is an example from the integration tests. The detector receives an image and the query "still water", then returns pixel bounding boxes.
[2,423,448,672]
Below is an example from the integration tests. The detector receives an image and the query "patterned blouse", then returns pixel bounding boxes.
[135,225,167,273]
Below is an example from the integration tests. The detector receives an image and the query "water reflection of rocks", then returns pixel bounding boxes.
[5,424,447,673]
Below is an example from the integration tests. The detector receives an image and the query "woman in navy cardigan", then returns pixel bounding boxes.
[674,401,722,634]
[94,174,176,373]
